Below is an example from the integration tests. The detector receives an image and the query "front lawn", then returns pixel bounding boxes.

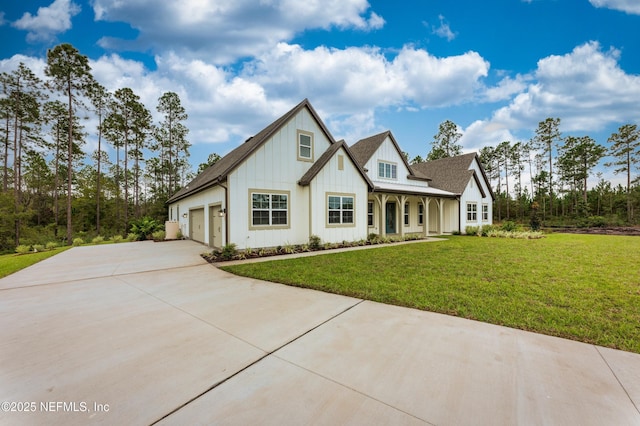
[222,234,640,353]
[0,247,71,279]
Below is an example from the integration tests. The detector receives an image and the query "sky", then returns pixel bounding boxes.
[1,0,639,188]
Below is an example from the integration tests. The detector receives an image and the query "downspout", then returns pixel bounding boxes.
[218,180,230,246]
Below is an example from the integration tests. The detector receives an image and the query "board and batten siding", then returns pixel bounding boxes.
[308,147,369,243]
[169,185,226,246]
[460,158,493,231]
[228,108,332,249]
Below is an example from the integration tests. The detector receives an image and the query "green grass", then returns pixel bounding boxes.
[222,234,640,353]
[0,247,71,279]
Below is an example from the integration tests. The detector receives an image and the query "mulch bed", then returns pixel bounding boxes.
[552,226,640,236]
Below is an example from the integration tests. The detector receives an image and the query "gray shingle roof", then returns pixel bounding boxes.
[298,140,373,188]
[351,130,428,181]
[167,99,334,203]
[411,153,494,199]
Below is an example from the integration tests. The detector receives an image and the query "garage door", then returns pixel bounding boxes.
[190,208,205,243]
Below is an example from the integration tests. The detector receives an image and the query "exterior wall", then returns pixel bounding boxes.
[168,185,226,246]
[460,158,494,232]
[363,136,428,188]
[228,108,332,249]
[308,147,369,244]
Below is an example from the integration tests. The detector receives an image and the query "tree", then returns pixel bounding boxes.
[87,82,111,235]
[410,155,423,165]
[427,120,462,160]
[1,63,46,246]
[197,153,221,173]
[606,124,640,222]
[45,43,94,245]
[154,92,189,196]
[559,136,605,210]
[533,118,561,216]
[103,87,145,232]
[43,100,67,237]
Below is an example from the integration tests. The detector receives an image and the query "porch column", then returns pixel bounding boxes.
[376,194,389,237]
[439,199,445,234]
[423,197,430,238]
[395,195,407,238]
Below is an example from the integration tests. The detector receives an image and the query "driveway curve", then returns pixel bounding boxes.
[1,240,639,425]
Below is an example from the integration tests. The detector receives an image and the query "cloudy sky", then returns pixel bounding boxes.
[1,0,639,185]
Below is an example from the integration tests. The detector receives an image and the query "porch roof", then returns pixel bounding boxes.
[372,182,457,198]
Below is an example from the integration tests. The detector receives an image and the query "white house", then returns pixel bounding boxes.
[167,99,494,248]
[411,153,495,231]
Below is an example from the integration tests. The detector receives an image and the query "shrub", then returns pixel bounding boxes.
[45,242,58,250]
[126,233,137,242]
[588,216,606,228]
[501,221,517,232]
[92,235,105,244]
[112,235,123,243]
[16,245,31,254]
[72,238,84,246]
[176,230,183,239]
[465,226,480,236]
[221,243,238,260]
[32,244,45,252]
[129,216,162,241]
[152,230,166,241]
[367,233,380,243]
[309,235,322,250]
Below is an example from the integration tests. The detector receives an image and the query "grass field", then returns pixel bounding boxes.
[222,234,640,353]
[0,247,71,279]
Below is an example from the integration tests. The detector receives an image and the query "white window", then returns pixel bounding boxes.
[404,202,409,226]
[368,201,374,226]
[328,195,354,225]
[482,204,489,222]
[378,161,397,179]
[418,204,424,225]
[298,131,313,161]
[251,192,288,226]
[467,202,477,222]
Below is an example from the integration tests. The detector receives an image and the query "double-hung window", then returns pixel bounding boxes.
[378,161,397,179]
[482,204,489,222]
[251,192,288,227]
[418,204,424,225]
[368,201,374,226]
[298,131,313,161]
[467,202,477,222]
[328,194,354,225]
[404,202,410,226]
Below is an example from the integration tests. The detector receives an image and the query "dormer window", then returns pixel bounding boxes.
[297,130,314,161]
[378,161,397,179]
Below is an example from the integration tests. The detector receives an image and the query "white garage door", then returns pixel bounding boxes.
[190,208,205,243]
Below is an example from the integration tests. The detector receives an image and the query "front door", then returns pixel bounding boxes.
[386,202,396,234]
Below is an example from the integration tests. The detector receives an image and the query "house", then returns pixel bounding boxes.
[167,99,494,248]
[411,153,495,231]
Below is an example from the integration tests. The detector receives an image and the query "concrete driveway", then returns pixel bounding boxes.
[1,240,639,425]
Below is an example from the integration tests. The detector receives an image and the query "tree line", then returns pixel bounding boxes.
[0,43,191,252]
[421,118,640,227]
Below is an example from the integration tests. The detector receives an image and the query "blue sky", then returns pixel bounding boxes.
[1,0,639,187]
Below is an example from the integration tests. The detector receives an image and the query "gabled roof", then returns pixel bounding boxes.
[410,153,495,199]
[167,99,335,203]
[298,140,374,189]
[351,130,429,181]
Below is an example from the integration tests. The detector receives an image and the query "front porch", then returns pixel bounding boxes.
[368,193,459,238]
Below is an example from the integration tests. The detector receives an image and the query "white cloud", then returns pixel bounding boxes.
[431,15,456,41]
[92,0,384,65]
[12,0,80,42]
[490,41,640,132]
[589,0,640,15]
